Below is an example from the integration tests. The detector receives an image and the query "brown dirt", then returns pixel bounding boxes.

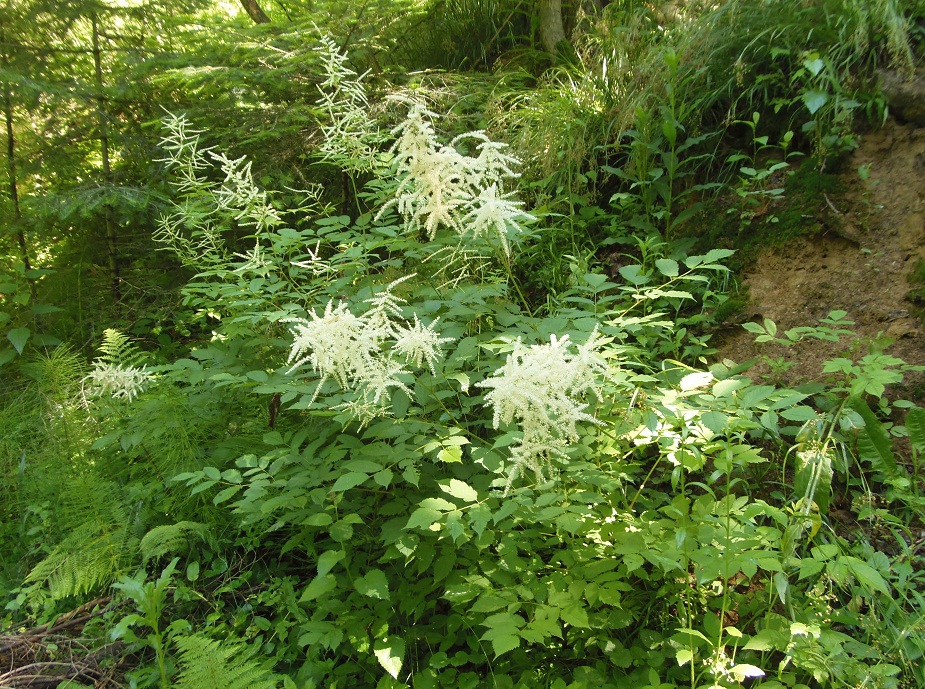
[716,118,925,397]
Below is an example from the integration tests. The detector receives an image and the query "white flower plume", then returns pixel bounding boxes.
[284,277,455,415]
[479,328,608,488]
[393,315,454,375]
[377,97,534,256]
[85,363,151,402]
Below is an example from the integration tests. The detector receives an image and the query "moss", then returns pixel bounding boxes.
[690,157,842,272]
[906,260,925,322]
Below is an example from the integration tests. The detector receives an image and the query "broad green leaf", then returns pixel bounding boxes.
[804,57,825,75]
[406,507,443,531]
[304,513,333,526]
[317,550,344,577]
[802,89,828,115]
[355,568,390,600]
[438,446,463,463]
[373,636,405,679]
[489,634,519,657]
[439,479,478,503]
[420,497,457,512]
[6,327,30,354]
[676,648,694,667]
[212,485,243,505]
[781,405,817,422]
[843,557,889,594]
[299,573,337,603]
[559,604,590,628]
[332,471,369,492]
[655,258,679,277]
[391,387,410,418]
[743,629,780,652]
[618,264,649,286]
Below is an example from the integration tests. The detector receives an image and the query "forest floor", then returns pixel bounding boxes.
[717,117,925,402]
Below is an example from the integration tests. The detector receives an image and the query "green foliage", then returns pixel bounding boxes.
[24,482,135,601]
[173,633,283,689]
[3,10,925,689]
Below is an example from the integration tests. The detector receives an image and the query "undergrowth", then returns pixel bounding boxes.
[2,8,925,689]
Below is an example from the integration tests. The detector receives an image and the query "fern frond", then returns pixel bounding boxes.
[96,329,146,368]
[26,520,134,599]
[26,481,137,599]
[174,634,281,689]
[140,521,212,562]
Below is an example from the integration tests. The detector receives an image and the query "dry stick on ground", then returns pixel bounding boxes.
[0,596,128,689]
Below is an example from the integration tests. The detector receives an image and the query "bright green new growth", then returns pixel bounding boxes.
[173,634,281,689]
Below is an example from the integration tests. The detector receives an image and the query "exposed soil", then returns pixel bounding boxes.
[717,118,925,398]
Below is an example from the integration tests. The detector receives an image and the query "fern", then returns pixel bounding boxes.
[95,328,146,369]
[26,518,134,599]
[140,521,212,562]
[173,634,281,689]
[25,479,136,599]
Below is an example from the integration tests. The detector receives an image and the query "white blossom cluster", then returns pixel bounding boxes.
[284,276,454,413]
[156,113,281,267]
[85,362,151,403]
[377,98,534,256]
[479,329,607,489]
[314,35,378,170]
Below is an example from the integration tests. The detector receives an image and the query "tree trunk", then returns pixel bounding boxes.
[239,0,271,24]
[538,0,568,55]
[92,12,120,306]
[1,26,36,301]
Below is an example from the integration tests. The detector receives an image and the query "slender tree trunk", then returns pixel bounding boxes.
[1,26,36,301]
[239,0,271,24]
[538,0,568,55]
[92,12,120,305]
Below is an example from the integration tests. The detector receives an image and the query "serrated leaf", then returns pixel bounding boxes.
[489,634,519,657]
[559,604,590,628]
[356,568,390,600]
[212,485,243,505]
[405,507,442,531]
[907,407,925,454]
[6,327,30,354]
[440,479,478,503]
[373,636,405,679]
[420,497,457,512]
[655,258,679,277]
[331,471,369,492]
